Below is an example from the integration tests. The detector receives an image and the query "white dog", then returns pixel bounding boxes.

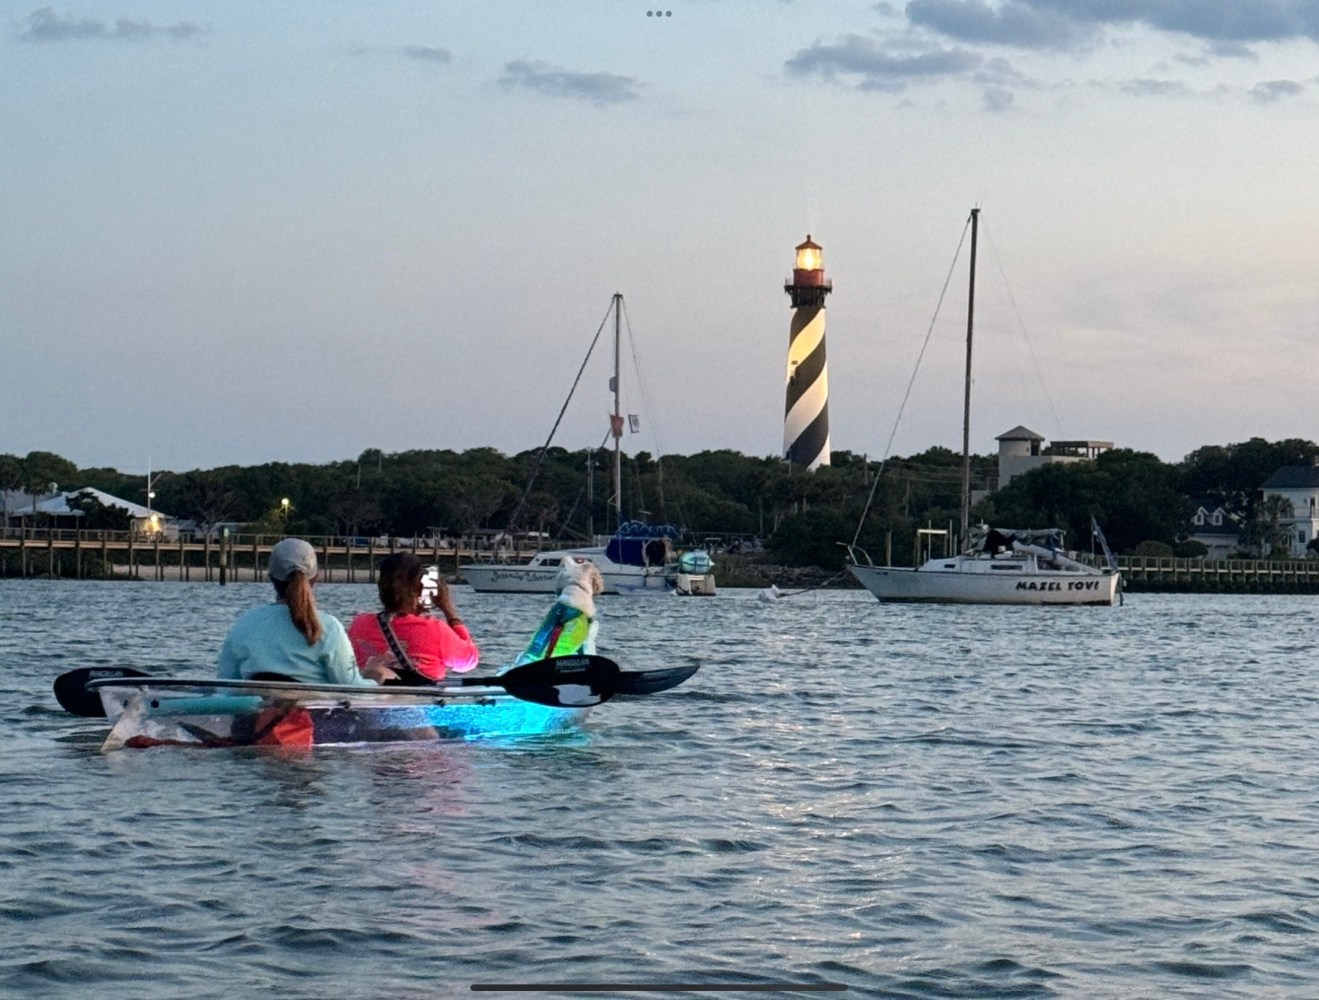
[514,556,604,665]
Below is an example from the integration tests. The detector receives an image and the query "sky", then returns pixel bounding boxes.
[4,1,1319,478]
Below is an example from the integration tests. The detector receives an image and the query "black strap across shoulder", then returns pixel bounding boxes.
[375,612,435,686]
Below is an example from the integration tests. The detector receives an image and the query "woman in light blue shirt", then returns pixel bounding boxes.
[217,538,396,686]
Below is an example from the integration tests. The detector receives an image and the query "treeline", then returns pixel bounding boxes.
[2,436,1316,568]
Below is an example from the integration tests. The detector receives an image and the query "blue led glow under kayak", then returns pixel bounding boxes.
[53,657,701,752]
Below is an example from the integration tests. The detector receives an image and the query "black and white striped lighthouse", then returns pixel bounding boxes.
[783,235,832,471]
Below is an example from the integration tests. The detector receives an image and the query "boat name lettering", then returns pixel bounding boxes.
[1015,580,1101,592]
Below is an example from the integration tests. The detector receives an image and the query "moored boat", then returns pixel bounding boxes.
[463,293,716,597]
[460,522,676,595]
[670,548,717,596]
[846,208,1120,607]
[850,525,1118,605]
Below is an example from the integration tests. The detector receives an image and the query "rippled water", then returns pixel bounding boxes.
[4,580,1319,998]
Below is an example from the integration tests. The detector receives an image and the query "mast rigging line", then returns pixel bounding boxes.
[503,299,615,536]
[850,213,974,550]
[980,218,1064,440]
[618,297,673,521]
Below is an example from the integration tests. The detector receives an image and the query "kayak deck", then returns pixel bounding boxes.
[89,677,591,751]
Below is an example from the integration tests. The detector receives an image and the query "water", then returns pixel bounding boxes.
[4,581,1319,999]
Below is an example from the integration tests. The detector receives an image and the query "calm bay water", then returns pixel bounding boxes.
[4,580,1319,998]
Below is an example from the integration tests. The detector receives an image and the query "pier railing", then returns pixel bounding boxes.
[1116,555,1319,593]
[0,527,554,583]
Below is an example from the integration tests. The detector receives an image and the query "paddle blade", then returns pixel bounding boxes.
[495,655,621,708]
[53,667,151,718]
[615,662,701,697]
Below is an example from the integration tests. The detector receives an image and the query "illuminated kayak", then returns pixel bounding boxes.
[53,657,700,752]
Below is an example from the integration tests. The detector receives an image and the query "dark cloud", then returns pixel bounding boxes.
[500,60,641,106]
[1248,78,1305,100]
[785,34,983,91]
[908,0,1319,50]
[1035,0,1319,44]
[907,0,1084,49]
[16,6,201,42]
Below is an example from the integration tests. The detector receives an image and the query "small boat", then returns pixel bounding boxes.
[53,657,701,752]
[461,522,677,595]
[671,548,717,597]
[846,209,1120,607]
[461,293,717,597]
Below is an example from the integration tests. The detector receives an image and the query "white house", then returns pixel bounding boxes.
[1186,502,1241,561]
[1259,461,1319,557]
[34,487,177,539]
[996,426,1114,489]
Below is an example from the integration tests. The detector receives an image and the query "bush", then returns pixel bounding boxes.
[1131,540,1175,558]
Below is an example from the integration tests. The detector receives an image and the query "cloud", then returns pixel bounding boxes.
[16,6,201,42]
[402,45,451,64]
[785,34,984,91]
[348,43,452,67]
[1120,78,1190,96]
[907,0,1085,49]
[981,85,1015,110]
[1248,78,1305,101]
[907,0,1319,50]
[499,60,642,106]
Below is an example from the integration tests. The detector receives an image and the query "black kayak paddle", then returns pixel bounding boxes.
[54,656,700,718]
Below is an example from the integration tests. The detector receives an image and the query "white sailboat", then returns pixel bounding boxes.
[460,294,713,596]
[847,209,1120,606]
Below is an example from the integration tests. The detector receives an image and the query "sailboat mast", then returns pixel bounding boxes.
[960,208,979,553]
[612,292,623,534]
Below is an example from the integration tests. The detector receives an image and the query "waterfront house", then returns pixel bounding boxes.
[1185,502,1241,561]
[1259,460,1319,557]
[32,488,177,540]
[2,487,62,529]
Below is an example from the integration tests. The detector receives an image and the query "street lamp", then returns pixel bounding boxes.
[145,467,165,538]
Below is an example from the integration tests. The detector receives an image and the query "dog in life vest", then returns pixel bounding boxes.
[512,556,605,666]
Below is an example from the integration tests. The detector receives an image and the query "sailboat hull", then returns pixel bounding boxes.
[849,560,1119,606]
[460,548,670,595]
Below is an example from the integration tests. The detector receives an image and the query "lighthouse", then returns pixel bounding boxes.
[783,235,832,471]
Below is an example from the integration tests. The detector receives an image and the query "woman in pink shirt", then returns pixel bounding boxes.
[347,553,480,683]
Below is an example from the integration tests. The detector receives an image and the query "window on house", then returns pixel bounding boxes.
[1212,512,1222,526]
[1194,511,1204,525]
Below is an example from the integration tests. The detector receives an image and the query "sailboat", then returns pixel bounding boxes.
[460,294,714,596]
[847,209,1121,606]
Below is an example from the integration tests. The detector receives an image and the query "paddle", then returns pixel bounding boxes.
[54,656,698,718]
[54,666,150,718]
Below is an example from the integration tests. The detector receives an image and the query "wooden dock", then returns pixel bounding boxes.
[0,529,538,583]
[1117,555,1319,593]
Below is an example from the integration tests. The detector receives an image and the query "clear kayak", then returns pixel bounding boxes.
[88,675,593,751]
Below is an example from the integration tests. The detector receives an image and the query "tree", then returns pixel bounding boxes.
[171,470,241,532]
[0,454,22,527]
[65,490,132,531]
[1241,494,1295,557]
[20,451,78,513]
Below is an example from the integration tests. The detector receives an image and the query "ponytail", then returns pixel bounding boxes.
[273,571,323,645]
